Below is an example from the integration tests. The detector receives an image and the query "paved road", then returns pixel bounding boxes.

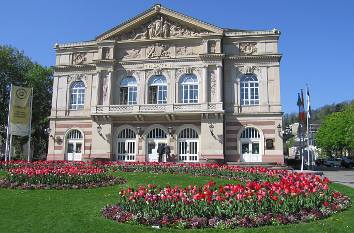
[321,170,354,188]
[294,168,354,188]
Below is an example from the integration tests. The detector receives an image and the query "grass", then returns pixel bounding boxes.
[0,171,353,233]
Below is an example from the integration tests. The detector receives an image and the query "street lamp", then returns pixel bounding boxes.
[209,123,215,137]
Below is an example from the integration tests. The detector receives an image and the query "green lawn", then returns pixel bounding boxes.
[0,171,353,233]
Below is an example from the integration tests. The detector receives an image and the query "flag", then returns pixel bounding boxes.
[306,87,311,119]
[9,85,32,136]
[297,90,305,123]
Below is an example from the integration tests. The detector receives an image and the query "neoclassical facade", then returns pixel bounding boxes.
[47,4,284,164]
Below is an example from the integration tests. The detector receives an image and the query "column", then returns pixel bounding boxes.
[91,72,100,107]
[202,65,208,103]
[216,65,223,102]
[102,71,112,106]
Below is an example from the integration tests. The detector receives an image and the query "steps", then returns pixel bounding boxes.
[225,162,292,170]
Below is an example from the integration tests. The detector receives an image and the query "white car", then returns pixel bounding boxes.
[323,157,341,167]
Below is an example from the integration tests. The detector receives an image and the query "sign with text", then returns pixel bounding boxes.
[10,85,32,136]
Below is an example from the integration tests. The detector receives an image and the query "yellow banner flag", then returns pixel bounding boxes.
[10,85,32,136]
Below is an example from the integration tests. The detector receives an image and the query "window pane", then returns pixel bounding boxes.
[242,143,249,153]
[252,143,259,154]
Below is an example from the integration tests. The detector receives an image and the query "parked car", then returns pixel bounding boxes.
[341,157,354,168]
[315,159,325,166]
[323,157,341,167]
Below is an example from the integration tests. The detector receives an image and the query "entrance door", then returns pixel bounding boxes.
[241,140,261,162]
[178,139,198,162]
[147,139,167,162]
[240,127,262,163]
[117,140,136,161]
[67,141,82,161]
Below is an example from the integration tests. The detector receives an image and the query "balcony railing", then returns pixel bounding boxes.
[91,103,223,115]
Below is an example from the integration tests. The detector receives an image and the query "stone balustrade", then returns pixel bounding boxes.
[91,103,223,115]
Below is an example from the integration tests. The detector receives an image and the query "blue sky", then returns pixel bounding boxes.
[1,0,353,113]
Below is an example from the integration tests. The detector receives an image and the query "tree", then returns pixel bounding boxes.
[315,104,354,156]
[0,45,53,160]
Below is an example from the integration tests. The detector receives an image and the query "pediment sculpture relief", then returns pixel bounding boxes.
[72,52,87,65]
[115,14,209,41]
[239,42,257,55]
[119,48,142,59]
[146,43,170,58]
[176,46,199,56]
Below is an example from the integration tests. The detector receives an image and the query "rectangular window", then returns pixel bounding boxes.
[158,86,167,104]
[120,87,128,105]
[148,86,158,104]
[128,87,137,105]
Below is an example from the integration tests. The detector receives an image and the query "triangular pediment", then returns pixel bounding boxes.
[96,4,223,41]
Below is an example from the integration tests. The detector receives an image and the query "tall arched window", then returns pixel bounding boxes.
[148,75,167,104]
[120,76,137,105]
[240,74,259,106]
[69,81,85,110]
[179,74,198,103]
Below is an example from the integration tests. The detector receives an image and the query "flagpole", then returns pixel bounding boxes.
[27,88,33,162]
[9,133,13,161]
[300,124,304,171]
[306,85,310,169]
[5,84,13,162]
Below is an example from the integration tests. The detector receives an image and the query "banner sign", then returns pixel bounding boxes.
[9,85,32,136]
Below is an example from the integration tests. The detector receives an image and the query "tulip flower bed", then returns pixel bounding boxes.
[100,162,289,182]
[101,163,351,229]
[0,161,125,189]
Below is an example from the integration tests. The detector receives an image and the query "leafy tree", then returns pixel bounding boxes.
[0,45,53,160]
[316,104,354,156]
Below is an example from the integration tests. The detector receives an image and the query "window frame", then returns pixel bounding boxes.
[179,74,199,104]
[120,76,137,105]
[240,74,259,106]
[148,75,168,104]
[69,81,85,110]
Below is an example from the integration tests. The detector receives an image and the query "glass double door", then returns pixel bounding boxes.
[178,139,198,162]
[241,140,261,162]
[66,140,82,161]
[147,139,167,162]
[117,140,136,161]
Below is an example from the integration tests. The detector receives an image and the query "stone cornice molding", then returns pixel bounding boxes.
[53,64,96,72]
[226,54,282,63]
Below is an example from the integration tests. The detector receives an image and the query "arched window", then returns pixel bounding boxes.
[240,127,261,139]
[179,74,198,103]
[117,128,136,161]
[69,81,85,110]
[178,127,199,162]
[147,128,167,139]
[240,74,259,106]
[67,129,83,140]
[120,76,137,105]
[148,75,167,104]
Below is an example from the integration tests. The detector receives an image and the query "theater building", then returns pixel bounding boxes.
[47,4,284,164]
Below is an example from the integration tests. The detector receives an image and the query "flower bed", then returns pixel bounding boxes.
[100,162,289,182]
[101,163,351,229]
[0,161,125,189]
